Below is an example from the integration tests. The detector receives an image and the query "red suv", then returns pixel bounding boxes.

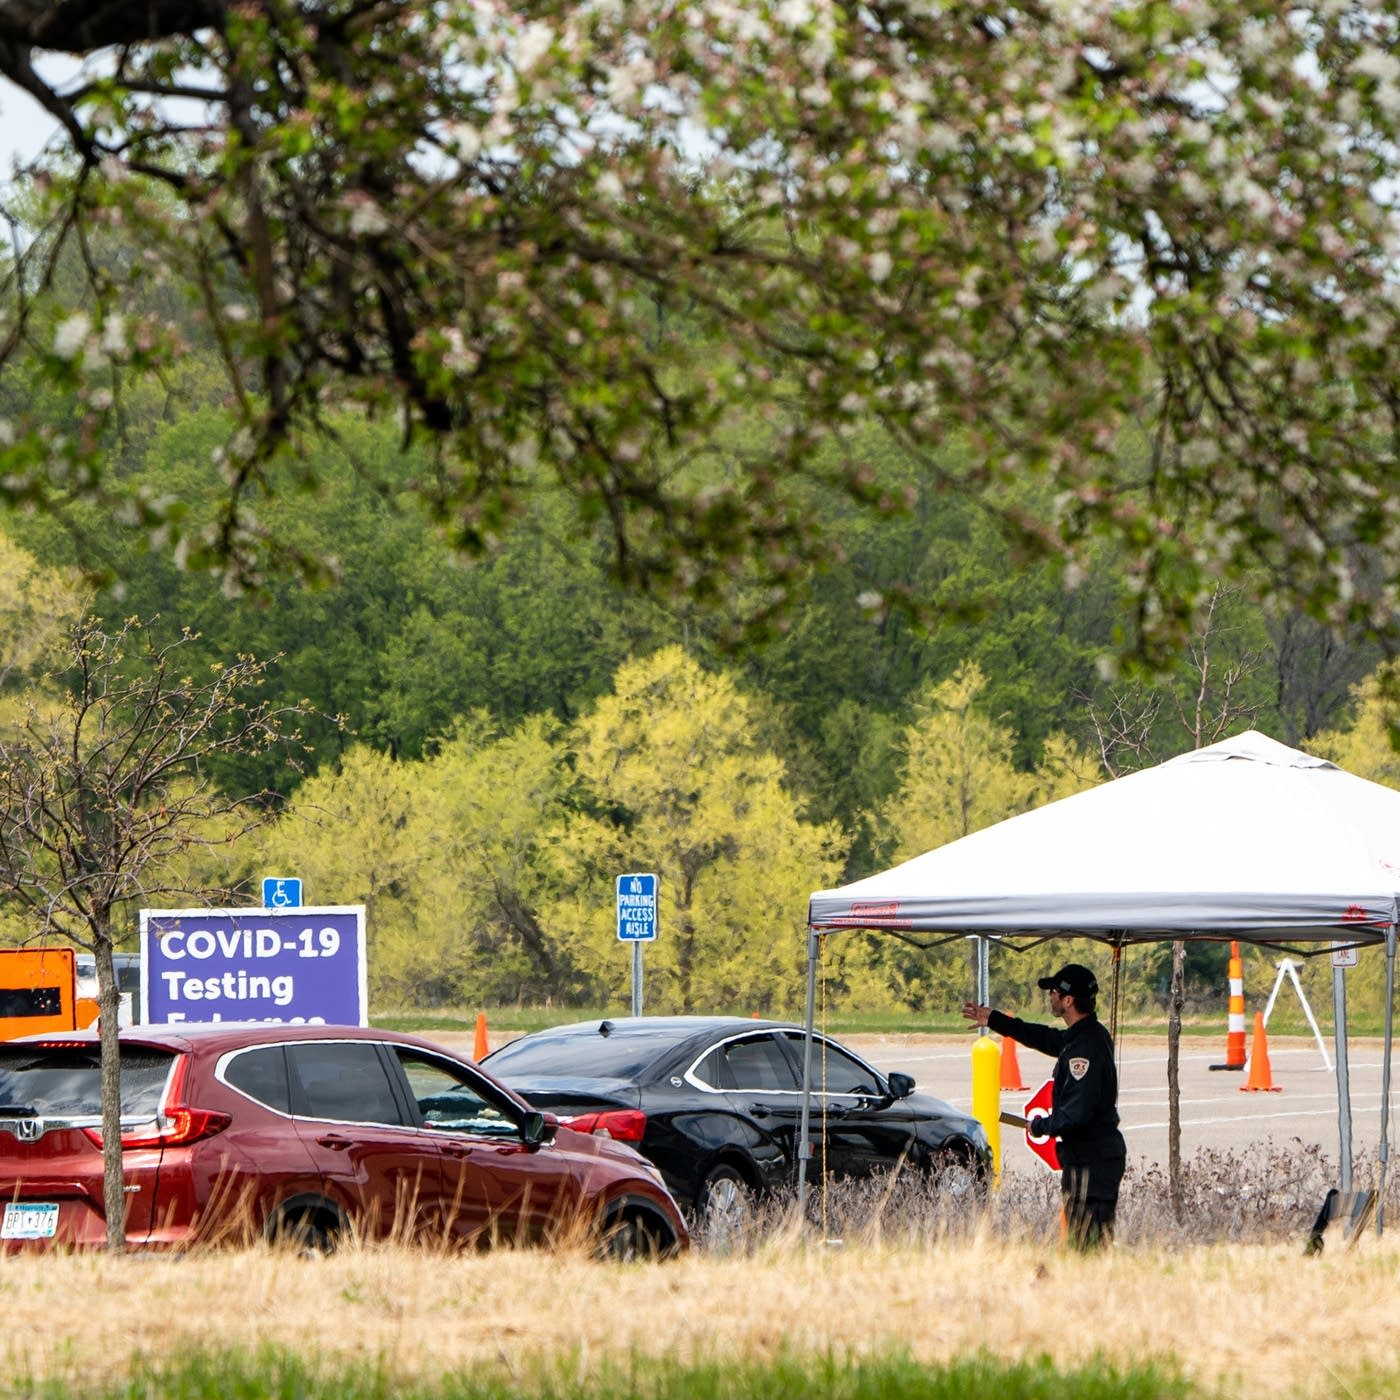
[0,1023,687,1256]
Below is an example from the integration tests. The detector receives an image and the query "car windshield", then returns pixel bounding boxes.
[0,1045,174,1118]
[489,1026,673,1079]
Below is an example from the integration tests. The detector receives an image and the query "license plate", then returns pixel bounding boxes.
[1,1203,59,1240]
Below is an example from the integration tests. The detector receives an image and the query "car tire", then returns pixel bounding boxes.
[596,1204,678,1262]
[929,1142,990,1204]
[697,1164,752,1250]
[268,1203,342,1256]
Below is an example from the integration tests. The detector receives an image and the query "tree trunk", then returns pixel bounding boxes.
[1166,938,1186,1222]
[94,926,126,1253]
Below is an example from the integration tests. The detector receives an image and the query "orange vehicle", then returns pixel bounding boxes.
[0,949,99,1039]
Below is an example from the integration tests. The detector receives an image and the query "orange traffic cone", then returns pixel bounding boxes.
[1240,1011,1280,1092]
[472,1011,489,1061]
[999,1036,1027,1091]
[1210,940,1247,1071]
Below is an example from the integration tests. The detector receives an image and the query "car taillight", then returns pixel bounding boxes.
[562,1109,647,1142]
[83,1106,233,1151]
[81,1052,232,1149]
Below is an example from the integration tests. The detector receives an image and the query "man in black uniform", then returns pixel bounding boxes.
[961,962,1126,1248]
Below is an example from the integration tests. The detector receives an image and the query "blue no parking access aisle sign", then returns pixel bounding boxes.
[616,873,658,942]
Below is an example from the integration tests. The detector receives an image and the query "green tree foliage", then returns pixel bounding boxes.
[880,663,1037,866]
[249,650,854,1013]
[8,382,1373,865]
[0,533,84,758]
[255,714,583,1009]
[13,406,695,792]
[1300,666,1400,1023]
[860,664,1101,1011]
[251,743,437,1004]
[546,647,848,1014]
[1311,665,1400,789]
[397,714,582,1007]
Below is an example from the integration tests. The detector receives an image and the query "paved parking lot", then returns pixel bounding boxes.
[458,1021,1387,1178]
[850,1031,1389,1175]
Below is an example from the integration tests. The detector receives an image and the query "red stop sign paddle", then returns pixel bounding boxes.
[1023,1078,1060,1172]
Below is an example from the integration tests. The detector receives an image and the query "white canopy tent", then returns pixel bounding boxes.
[799,731,1400,1225]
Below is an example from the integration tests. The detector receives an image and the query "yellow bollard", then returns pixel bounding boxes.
[971,1034,1003,1182]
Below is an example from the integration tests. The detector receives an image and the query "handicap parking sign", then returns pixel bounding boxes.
[262,877,302,909]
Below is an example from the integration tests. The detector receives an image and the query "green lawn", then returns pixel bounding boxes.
[30,1347,1216,1400]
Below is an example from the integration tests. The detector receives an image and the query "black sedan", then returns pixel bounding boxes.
[484,1016,991,1222]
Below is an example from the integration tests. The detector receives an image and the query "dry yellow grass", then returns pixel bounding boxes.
[0,1228,1395,1397]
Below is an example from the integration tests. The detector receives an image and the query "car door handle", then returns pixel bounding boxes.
[315,1133,353,1151]
[441,1142,475,1159]
[749,1104,772,1119]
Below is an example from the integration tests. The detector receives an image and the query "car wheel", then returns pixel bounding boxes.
[697,1165,752,1250]
[596,1207,676,1262]
[929,1143,990,1204]
[269,1205,341,1256]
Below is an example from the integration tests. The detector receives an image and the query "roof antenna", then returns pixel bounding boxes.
[598,1020,613,1037]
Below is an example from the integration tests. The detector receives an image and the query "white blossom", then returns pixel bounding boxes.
[53,313,91,361]
[441,328,480,374]
[447,122,483,160]
[97,316,126,357]
[514,21,553,73]
[1354,48,1400,84]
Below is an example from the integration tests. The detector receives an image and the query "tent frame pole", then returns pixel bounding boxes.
[797,927,820,1215]
[1333,958,1352,1196]
[1379,920,1396,1235]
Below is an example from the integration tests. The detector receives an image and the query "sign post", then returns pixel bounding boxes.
[616,873,658,1016]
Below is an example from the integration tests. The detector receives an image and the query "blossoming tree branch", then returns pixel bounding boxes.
[1,0,1398,660]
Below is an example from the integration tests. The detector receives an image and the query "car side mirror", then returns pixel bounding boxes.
[521,1110,558,1148]
[886,1071,916,1100]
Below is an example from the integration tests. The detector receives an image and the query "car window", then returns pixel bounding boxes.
[222,1044,291,1114]
[689,1046,736,1091]
[73,955,141,998]
[391,1049,520,1138]
[0,1045,172,1117]
[485,1026,663,1079]
[780,1034,880,1096]
[287,1041,404,1125]
[0,986,63,1019]
[722,1035,801,1092]
[114,956,142,997]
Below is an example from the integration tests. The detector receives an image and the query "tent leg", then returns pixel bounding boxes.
[1379,923,1396,1236]
[796,927,820,1218]
[1333,961,1353,1196]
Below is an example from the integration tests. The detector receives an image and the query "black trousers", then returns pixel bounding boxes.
[1061,1154,1126,1249]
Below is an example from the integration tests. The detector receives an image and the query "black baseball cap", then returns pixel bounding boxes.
[1037,964,1098,999]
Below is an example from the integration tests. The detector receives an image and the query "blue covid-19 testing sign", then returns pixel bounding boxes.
[139,906,367,1026]
[616,873,658,942]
